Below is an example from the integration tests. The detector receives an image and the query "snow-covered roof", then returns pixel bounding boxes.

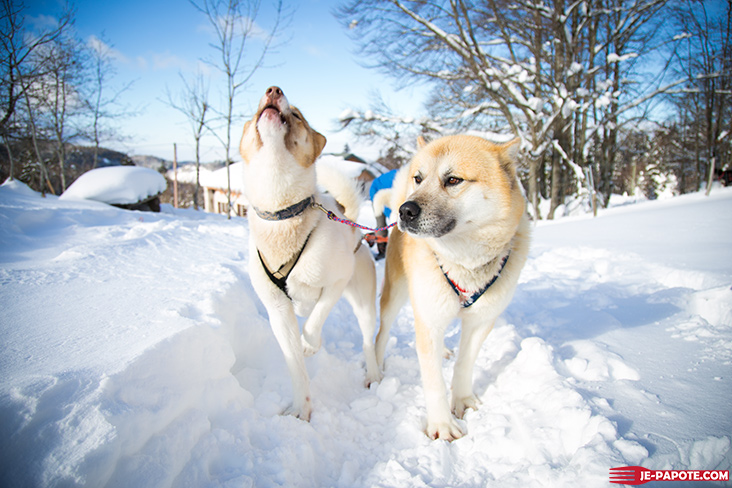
[60,166,166,205]
[200,162,246,193]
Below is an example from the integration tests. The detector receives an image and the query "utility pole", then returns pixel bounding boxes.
[173,143,179,208]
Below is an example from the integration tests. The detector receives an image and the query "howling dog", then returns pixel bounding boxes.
[239,86,380,421]
[376,135,531,440]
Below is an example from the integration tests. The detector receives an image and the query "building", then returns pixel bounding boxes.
[200,162,248,217]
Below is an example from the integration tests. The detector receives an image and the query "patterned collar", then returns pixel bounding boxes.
[252,195,313,221]
[438,252,510,308]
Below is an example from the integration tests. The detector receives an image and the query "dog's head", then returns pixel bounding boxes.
[239,86,326,167]
[398,135,524,239]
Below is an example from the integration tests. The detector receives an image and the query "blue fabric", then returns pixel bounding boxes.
[369,169,398,199]
[369,169,398,218]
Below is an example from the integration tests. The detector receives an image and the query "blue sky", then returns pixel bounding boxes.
[26,0,428,162]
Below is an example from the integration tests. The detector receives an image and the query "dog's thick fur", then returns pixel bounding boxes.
[240,86,380,421]
[376,135,530,440]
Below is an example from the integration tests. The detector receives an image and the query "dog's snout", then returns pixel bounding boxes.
[399,201,421,223]
[266,86,283,101]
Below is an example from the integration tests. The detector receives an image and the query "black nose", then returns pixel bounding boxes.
[399,201,421,223]
[266,86,283,100]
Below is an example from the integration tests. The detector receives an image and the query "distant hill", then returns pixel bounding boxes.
[131,155,224,173]
[66,145,135,169]
[131,154,171,172]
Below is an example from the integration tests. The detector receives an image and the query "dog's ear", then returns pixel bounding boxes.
[417,136,428,148]
[497,138,521,182]
[498,138,520,167]
[313,130,327,158]
[239,119,261,163]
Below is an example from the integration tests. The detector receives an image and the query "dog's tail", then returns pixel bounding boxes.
[372,187,391,218]
[316,160,363,222]
[387,165,410,213]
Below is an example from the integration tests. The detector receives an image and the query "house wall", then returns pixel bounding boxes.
[204,188,247,217]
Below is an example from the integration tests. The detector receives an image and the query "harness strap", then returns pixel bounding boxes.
[257,232,312,300]
[312,201,397,234]
[254,199,366,300]
[439,252,510,308]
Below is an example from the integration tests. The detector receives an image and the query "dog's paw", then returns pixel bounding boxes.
[301,334,321,357]
[364,369,384,388]
[282,399,312,422]
[452,395,481,419]
[426,417,466,441]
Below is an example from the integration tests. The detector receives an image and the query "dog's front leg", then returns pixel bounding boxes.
[414,311,466,441]
[376,228,408,371]
[301,278,349,356]
[268,304,313,421]
[451,314,497,419]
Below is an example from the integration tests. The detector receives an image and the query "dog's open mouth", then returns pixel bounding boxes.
[259,105,287,125]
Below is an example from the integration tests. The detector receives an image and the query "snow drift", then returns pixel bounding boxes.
[60,166,166,205]
[1,178,731,487]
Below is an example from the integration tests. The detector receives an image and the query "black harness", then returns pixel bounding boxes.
[257,231,313,300]
[253,196,315,300]
[253,195,364,300]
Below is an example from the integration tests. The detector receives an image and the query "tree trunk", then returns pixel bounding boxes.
[2,134,15,180]
[528,152,540,220]
[548,151,561,220]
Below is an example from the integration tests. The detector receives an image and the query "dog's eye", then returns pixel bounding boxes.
[414,175,423,185]
[445,176,463,187]
[292,112,302,121]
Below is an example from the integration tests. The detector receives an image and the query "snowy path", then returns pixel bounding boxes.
[1,180,730,487]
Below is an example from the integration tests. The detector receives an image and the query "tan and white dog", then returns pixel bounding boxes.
[240,86,380,421]
[376,135,530,440]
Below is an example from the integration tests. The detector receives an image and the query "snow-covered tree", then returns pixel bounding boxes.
[1,0,72,192]
[338,0,684,218]
[668,0,732,194]
[2,2,132,195]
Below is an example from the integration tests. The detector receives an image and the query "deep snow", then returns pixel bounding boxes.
[60,166,167,205]
[1,179,731,487]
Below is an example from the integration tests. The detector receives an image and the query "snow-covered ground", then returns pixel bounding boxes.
[1,179,730,487]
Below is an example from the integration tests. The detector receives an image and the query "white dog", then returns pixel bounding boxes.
[239,86,381,421]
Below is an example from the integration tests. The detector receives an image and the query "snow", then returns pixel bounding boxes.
[1,178,731,487]
[59,166,167,205]
[166,165,215,185]
[607,52,639,63]
[199,162,246,193]
[339,108,360,122]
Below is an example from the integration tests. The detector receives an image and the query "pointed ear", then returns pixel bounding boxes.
[417,136,428,149]
[499,137,520,162]
[313,130,327,158]
[496,137,521,182]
